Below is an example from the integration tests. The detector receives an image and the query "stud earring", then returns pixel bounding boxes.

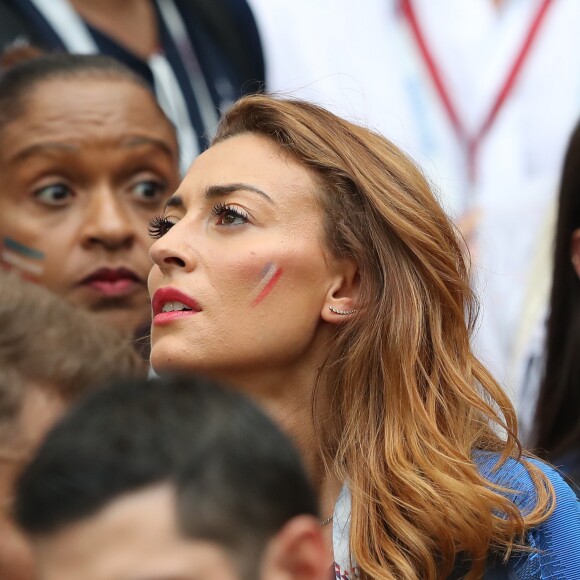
[328,306,357,316]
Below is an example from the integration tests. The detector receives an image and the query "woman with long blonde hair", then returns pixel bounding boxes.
[147,95,580,579]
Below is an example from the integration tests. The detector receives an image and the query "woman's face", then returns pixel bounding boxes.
[148,133,348,378]
[0,77,179,337]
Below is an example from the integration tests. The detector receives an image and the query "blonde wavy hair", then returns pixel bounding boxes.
[214,95,554,579]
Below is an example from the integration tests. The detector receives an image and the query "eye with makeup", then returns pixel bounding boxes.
[148,202,250,240]
[211,202,249,226]
[148,215,176,239]
[33,182,73,207]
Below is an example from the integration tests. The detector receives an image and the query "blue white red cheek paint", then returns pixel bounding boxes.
[252,262,283,306]
[0,237,45,279]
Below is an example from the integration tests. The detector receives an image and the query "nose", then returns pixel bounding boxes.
[149,221,195,273]
[81,188,136,251]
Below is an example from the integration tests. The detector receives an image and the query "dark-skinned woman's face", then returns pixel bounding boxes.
[0,77,180,337]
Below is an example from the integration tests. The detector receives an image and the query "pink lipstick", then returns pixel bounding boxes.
[151,287,202,326]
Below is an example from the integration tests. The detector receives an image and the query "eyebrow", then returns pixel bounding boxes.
[164,195,185,212]
[10,142,79,162]
[205,183,274,203]
[163,183,274,213]
[130,576,196,580]
[120,135,176,158]
[129,576,195,580]
[10,136,175,163]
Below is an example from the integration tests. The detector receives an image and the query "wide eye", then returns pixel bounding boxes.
[33,183,73,206]
[211,203,249,226]
[131,179,167,204]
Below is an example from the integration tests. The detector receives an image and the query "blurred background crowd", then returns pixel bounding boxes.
[0,1,579,579]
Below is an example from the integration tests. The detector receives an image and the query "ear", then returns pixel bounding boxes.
[259,515,331,580]
[572,228,580,279]
[321,259,360,324]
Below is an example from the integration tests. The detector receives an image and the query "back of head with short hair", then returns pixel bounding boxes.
[14,375,318,577]
[0,272,144,442]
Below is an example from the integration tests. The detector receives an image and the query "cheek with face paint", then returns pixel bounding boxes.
[0,237,45,282]
[252,262,283,307]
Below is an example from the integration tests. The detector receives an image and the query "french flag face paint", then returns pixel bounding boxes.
[0,237,45,278]
[252,262,283,306]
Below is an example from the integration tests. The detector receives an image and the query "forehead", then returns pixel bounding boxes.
[1,77,176,151]
[178,133,318,204]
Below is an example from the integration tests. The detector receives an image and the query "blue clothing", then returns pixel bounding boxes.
[475,451,580,579]
[332,452,580,579]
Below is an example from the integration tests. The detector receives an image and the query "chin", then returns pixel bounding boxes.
[90,307,149,340]
[149,340,188,375]
[149,336,227,380]
[149,357,198,377]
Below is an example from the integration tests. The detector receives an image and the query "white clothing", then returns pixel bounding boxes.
[508,200,556,439]
[332,485,358,578]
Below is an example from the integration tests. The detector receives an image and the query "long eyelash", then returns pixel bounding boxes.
[148,215,174,239]
[210,202,249,221]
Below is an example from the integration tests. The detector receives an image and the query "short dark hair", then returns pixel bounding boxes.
[15,375,318,576]
[0,52,164,136]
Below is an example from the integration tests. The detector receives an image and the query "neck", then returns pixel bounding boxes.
[218,358,326,479]
[70,0,143,11]
[209,332,343,522]
[68,0,158,59]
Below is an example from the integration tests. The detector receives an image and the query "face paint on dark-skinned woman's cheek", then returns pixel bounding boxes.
[0,237,45,281]
[252,262,283,306]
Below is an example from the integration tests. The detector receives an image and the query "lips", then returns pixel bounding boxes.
[151,287,202,326]
[80,267,143,297]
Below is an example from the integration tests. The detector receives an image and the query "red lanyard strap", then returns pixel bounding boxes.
[400,0,554,181]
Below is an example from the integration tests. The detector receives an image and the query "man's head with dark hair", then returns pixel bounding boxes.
[15,376,328,580]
